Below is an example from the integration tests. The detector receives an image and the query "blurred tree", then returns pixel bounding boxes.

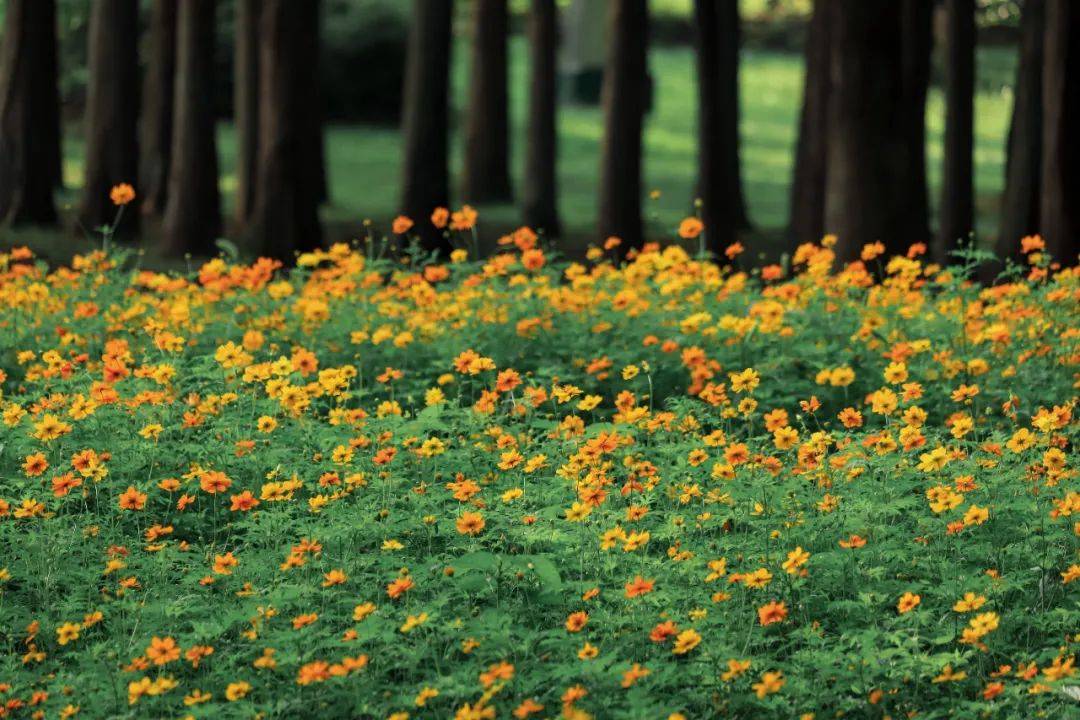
[693,0,748,256]
[997,0,1044,261]
[81,0,139,236]
[139,0,176,218]
[937,0,975,259]
[300,0,327,205]
[400,0,453,253]
[897,0,932,247]
[0,0,61,225]
[522,0,560,235]
[162,0,220,256]
[823,1,902,260]
[234,0,260,228]
[247,0,322,256]
[463,0,512,203]
[598,0,648,251]
[1040,0,1080,263]
[787,0,829,247]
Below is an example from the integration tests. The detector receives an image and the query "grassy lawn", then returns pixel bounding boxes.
[18,39,1016,261]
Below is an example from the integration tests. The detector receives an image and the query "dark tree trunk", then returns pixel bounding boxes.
[299,0,327,205]
[462,0,512,203]
[598,0,648,251]
[247,0,322,257]
[522,0,560,235]
[996,0,1044,262]
[896,0,932,246]
[787,0,830,247]
[1040,0,1080,264]
[234,0,261,228]
[0,0,60,225]
[400,0,453,253]
[161,0,220,256]
[138,0,176,218]
[937,0,976,258]
[823,1,906,261]
[694,0,748,256]
[80,0,139,237]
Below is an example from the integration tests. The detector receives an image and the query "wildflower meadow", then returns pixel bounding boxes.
[0,201,1078,719]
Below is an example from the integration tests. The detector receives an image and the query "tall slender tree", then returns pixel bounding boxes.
[299,0,327,205]
[896,0,932,246]
[139,0,177,218]
[997,0,1044,262]
[693,0,748,256]
[822,1,909,260]
[598,0,648,251]
[1039,0,1080,263]
[161,0,220,256]
[81,0,140,236]
[937,0,976,258]
[522,0,560,235]
[400,0,453,253]
[247,0,322,256]
[234,0,261,228]
[0,0,61,225]
[463,0,512,203]
[787,0,830,246]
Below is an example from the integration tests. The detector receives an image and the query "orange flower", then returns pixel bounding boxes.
[565,611,589,633]
[110,183,135,206]
[118,486,147,511]
[392,215,414,234]
[456,511,486,536]
[387,576,414,599]
[145,636,180,665]
[678,217,703,239]
[199,471,232,494]
[757,601,788,626]
[897,592,921,614]
[431,206,449,229]
[624,575,655,598]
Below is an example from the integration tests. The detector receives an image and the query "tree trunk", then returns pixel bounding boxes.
[896,0,932,247]
[80,0,139,237]
[996,0,1044,262]
[400,0,453,253]
[522,0,560,235]
[462,0,513,203]
[138,0,176,218]
[161,0,220,257]
[788,0,830,247]
[1040,0,1080,264]
[234,0,260,228]
[0,0,60,225]
[823,1,906,261]
[598,0,648,251]
[694,0,747,256]
[299,0,327,205]
[937,0,975,258]
[247,0,323,257]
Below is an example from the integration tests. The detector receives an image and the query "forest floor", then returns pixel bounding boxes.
[6,42,1016,267]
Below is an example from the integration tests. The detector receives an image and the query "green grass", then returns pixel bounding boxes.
[17,40,1016,260]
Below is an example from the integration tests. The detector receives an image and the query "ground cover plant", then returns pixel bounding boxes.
[0,202,1077,718]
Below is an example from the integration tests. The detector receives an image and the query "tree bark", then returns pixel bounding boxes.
[694,0,748,256]
[299,0,327,205]
[522,0,560,235]
[996,0,1044,261]
[822,1,906,261]
[0,0,60,225]
[896,0,932,247]
[161,0,220,257]
[787,0,830,247]
[138,0,176,218]
[234,0,261,228]
[937,0,975,258]
[400,0,453,253]
[1040,0,1080,264]
[462,0,513,203]
[247,0,323,257]
[80,0,139,237]
[598,0,648,251]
